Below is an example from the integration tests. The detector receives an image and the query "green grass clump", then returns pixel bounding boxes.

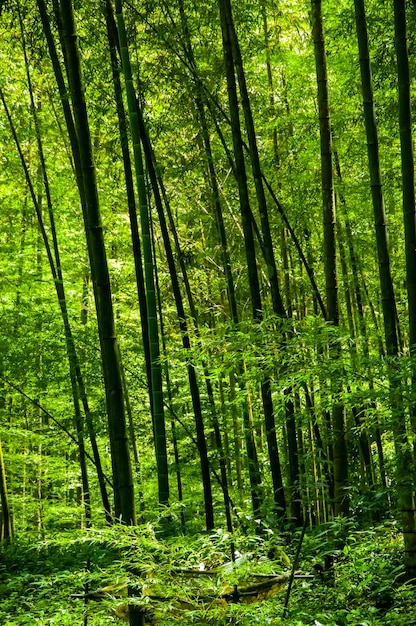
[0,520,415,625]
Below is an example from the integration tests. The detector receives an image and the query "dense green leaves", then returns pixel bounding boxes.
[1,0,416,620]
[0,521,414,625]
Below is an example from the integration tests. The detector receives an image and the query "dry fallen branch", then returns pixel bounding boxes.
[71,572,314,605]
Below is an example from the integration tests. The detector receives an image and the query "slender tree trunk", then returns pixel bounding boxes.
[340,203,388,492]
[224,0,284,316]
[157,298,185,529]
[60,0,136,524]
[198,107,261,512]
[136,99,214,529]
[36,0,112,522]
[260,0,279,167]
[304,383,333,516]
[354,0,416,576]
[18,11,92,526]
[0,434,12,542]
[311,0,348,517]
[354,0,399,353]
[1,85,114,524]
[393,0,416,457]
[336,217,374,491]
[114,0,169,507]
[36,0,83,205]
[120,362,145,517]
[176,2,262,515]
[223,0,302,523]
[104,0,153,413]
[218,0,286,518]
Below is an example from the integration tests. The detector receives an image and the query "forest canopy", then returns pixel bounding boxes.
[1,0,416,624]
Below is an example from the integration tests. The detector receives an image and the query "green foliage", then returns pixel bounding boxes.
[1,521,415,624]
[1,0,416,620]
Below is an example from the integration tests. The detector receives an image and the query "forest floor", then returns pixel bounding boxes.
[1,518,415,625]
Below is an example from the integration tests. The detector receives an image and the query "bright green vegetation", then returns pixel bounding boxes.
[1,0,416,623]
[1,520,415,625]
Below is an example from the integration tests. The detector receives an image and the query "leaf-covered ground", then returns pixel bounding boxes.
[1,519,415,625]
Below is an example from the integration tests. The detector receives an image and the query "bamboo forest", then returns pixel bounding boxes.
[1,0,416,623]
